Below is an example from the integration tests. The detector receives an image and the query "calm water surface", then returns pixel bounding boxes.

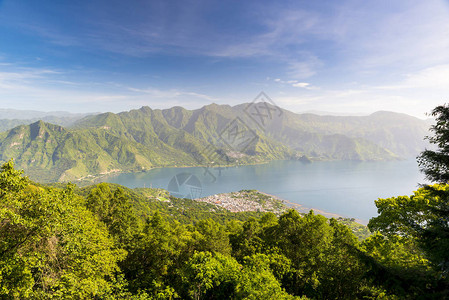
[104,160,426,223]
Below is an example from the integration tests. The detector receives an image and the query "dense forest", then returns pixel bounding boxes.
[0,158,448,299]
[0,105,448,299]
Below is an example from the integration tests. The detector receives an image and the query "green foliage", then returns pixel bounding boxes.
[318,219,366,299]
[335,217,372,240]
[181,251,240,300]
[236,254,296,300]
[369,185,449,280]
[230,210,372,298]
[417,104,449,183]
[193,219,232,256]
[358,103,449,298]
[0,159,28,196]
[121,211,195,296]
[0,160,125,298]
[362,232,434,296]
[86,183,139,246]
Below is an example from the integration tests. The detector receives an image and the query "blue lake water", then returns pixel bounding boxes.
[103,159,426,223]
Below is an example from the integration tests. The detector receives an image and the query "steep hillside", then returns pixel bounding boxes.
[74,106,294,163]
[285,111,429,158]
[0,120,197,182]
[0,103,429,182]
[230,103,429,159]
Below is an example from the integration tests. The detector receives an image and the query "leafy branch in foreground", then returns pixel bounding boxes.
[418,104,449,183]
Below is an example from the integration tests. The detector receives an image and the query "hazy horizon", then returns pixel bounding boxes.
[0,103,432,121]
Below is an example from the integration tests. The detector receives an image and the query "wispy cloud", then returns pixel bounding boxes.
[286,56,323,79]
[2,1,327,78]
[292,82,310,88]
[8,0,448,82]
[272,78,317,90]
[329,0,449,71]
[0,63,219,112]
[127,86,217,102]
[377,64,449,90]
[0,68,61,91]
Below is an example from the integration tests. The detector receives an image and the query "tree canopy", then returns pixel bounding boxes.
[1,149,449,298]
[418,104,449,183]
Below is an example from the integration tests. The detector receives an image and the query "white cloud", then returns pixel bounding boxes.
[402,64,449,88]
[292,82,310,88]
[271,78,315,90]
[377,64,449,90]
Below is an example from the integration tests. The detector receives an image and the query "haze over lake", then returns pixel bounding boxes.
[104,159,426,223]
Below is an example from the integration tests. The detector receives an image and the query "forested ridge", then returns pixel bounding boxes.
[1,158,448,299]
[0,104,429,182]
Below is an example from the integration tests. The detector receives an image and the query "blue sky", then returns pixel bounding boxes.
[0,0,449,117]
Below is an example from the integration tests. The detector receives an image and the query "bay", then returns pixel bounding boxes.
[104,159,426,223]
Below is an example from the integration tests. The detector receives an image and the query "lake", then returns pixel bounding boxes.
[104,159,426,223]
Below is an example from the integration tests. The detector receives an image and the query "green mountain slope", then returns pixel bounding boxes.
[0,103,429,182]
[0,121,123,181]
[74,106,295,163]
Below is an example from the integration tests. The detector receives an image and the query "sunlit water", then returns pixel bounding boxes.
[103,159,426,223]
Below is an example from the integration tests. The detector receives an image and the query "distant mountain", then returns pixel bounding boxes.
[254,109,430,159]
[0,103,430,182]
[0,108,94,120]
[0,109,96,132]
[298,110,369,116]
[0,115,94,132]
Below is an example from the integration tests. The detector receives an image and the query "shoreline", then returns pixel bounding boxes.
[75,159,279,184]
[70,155,403,184]
[255,191,368,225]
[65,155,404,184]
[73,160,380,225]
[195,190,368,225]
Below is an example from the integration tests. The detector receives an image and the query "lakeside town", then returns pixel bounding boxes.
[196,190,287,214]
[195,189,347,219]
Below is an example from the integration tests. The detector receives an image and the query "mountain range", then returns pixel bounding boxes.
[0,103,431,182]
[0,110,95,132]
